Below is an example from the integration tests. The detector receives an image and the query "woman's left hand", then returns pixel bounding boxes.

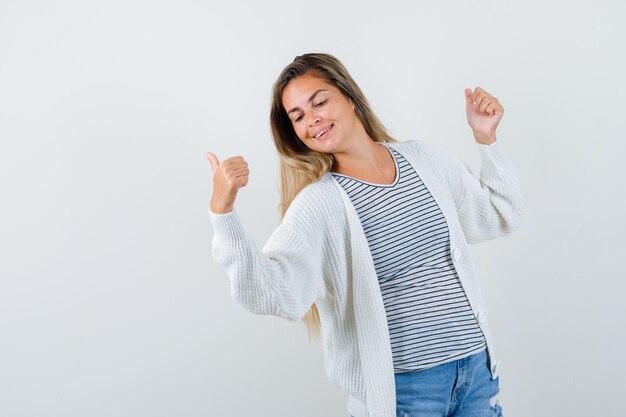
[465,87,504,145]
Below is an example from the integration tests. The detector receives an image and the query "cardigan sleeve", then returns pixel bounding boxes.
[209,187,326,321]
[423,140,524,244]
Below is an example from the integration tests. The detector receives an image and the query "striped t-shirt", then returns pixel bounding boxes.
[331,144,486,373]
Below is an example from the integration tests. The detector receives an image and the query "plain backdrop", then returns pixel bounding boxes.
[1,0,624,416]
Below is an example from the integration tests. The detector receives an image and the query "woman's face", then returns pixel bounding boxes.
[281,72,360,154]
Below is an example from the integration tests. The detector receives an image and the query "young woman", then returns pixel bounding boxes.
[206,53,523,417]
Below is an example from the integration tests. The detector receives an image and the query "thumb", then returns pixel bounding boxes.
[204,152,220,173]
[464,88,474,106]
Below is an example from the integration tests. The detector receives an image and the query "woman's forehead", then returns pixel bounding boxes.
[282,74,334,108]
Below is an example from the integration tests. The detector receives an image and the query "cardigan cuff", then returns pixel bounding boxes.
[476,140,512,171]
[209,208,247,242]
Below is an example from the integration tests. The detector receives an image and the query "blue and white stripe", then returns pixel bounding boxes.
[331,145,486,373]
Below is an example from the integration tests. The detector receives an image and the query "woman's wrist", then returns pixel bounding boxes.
[210,200,234,214]
[473,131,497,145]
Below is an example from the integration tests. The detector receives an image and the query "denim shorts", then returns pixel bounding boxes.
[352,349,503,417]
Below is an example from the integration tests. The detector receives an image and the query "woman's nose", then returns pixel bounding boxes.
[307,112,321,125]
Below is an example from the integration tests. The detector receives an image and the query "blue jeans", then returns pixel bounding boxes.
[352,349,503,417]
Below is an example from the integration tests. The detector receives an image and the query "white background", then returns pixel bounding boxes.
[1,1,624,416]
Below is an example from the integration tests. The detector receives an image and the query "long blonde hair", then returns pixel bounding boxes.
[269,53,398,342]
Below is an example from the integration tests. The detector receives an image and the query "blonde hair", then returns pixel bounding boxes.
[269,53,398,342]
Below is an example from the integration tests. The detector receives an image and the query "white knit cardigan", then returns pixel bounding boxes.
[209,139,524,417]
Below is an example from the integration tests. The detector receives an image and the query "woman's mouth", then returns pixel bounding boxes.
[312,124,333,140]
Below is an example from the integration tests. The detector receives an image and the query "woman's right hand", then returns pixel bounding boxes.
[205,152,249,214]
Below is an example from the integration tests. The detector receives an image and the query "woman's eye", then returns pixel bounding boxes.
[293,100,326,123]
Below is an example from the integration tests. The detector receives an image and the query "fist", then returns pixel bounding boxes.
[464,87,504,145]
[205,152,249,214]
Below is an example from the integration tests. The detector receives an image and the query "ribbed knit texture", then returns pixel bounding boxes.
[209,139,524,417]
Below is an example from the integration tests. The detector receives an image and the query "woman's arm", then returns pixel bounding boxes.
[209,188,326,321]
[424,140,525,244]
[424,87,524,243]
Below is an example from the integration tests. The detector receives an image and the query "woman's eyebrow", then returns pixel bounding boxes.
[287,89,328,114]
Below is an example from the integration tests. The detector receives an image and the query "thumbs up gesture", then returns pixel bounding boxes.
[464,87,504,145]
[205,152,249,214]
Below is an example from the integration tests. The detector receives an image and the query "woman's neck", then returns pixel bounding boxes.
[331,138,390,177]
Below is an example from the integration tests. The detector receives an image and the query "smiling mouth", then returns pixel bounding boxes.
[312,123,333,140]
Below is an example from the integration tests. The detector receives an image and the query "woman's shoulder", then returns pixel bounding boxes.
[293,174,341,202]
[283,175,344,222]
[384,138,430,150]
[385,138,442,159]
